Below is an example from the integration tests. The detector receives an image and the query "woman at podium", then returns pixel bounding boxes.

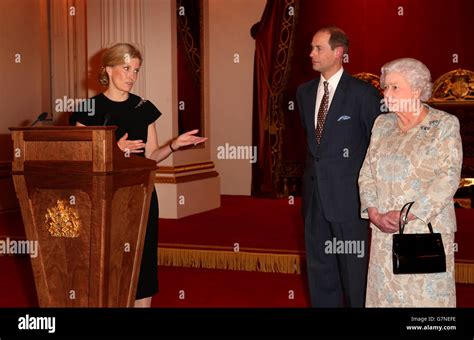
[70,43,206,307]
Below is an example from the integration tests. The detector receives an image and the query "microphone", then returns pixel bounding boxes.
[31,112,49,126]
[103,112,111,126]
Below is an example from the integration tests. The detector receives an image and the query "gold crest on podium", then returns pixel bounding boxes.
[45,200,81,238]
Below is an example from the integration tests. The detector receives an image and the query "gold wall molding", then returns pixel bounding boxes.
[157,161,215,174]
[156,161,217,183]
[156,170,218,184]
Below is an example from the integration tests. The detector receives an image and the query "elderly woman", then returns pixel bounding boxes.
[358,58,463,307]
[70,43,206,307]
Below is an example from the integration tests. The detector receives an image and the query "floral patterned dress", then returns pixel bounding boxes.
[358,105,463,307]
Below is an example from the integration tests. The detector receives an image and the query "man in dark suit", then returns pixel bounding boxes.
[296,26,380,307]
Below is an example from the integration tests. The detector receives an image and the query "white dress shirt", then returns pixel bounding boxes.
[314,67,344,129]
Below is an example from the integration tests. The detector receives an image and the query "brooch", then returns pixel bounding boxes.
[420,126,430,131]
[135,98,148,108]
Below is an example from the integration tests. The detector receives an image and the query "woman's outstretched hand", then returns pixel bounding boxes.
[117,133,146,153]
[172,129,208,150]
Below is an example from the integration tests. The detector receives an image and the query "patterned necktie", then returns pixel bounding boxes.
[315,81,329,144]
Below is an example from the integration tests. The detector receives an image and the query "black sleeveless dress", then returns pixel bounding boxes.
[70,93,161,299]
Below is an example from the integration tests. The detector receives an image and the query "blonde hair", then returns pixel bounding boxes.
[99,43,142,85]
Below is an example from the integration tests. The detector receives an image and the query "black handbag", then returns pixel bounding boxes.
[392,201,446,274]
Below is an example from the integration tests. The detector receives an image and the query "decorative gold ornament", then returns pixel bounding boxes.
[431,69,474,101]
[45,200,81,238]
[459,178,474,188]
[353,72,383,96]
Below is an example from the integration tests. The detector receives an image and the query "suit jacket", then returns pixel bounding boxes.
[296,71,381,222]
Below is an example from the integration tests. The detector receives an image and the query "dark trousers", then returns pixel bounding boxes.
[304,181,369,307]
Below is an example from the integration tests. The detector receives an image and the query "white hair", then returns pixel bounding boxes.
[380,58,433,101]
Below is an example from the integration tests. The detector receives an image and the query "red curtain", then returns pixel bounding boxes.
[251,0,300,197]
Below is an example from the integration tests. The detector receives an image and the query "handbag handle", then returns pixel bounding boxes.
[398,201,434,234]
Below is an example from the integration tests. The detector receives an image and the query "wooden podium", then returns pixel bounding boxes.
[9,127,157,307]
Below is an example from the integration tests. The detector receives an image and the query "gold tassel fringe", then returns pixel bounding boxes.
[158,246,474,284]
[455,261,474,284]
[158,247,302,274]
